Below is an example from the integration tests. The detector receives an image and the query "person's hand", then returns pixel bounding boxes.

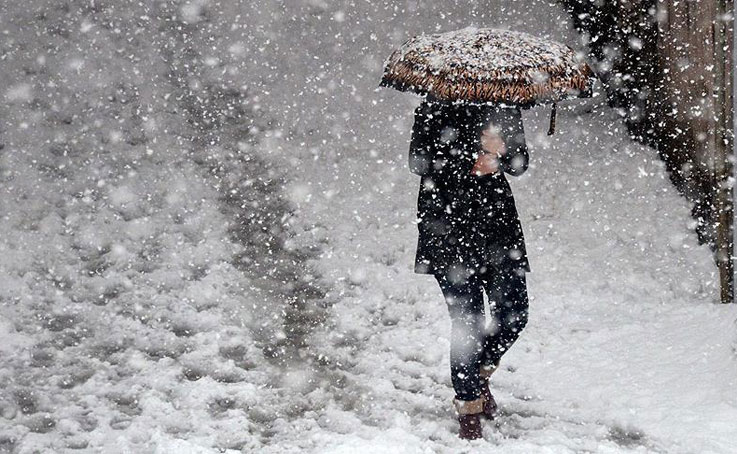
[480,128,506,156]
[471,128,507,176]
[471,152,500,176]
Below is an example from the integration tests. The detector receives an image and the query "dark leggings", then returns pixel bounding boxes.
[434,267,529,401]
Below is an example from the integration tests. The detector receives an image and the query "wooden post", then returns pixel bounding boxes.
[713,0,734,304]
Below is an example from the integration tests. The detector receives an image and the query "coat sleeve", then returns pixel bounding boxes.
[497,108,529,177]
[408,102,436,176]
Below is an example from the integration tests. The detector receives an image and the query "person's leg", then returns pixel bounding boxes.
[434,271,486,402]
[480,267,529,367]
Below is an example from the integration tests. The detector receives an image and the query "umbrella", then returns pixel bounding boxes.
[379,27,597,134]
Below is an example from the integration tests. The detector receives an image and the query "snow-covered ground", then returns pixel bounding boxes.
[1,0,736,453]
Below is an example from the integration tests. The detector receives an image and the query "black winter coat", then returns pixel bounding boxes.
[409,97,531,278]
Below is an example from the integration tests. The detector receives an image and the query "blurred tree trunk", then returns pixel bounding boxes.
[558,0,734,303]
[712,0,734,303]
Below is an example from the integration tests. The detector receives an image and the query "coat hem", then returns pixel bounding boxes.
[414,261,531,276]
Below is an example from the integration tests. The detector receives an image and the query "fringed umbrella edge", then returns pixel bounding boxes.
[380,58,595,106]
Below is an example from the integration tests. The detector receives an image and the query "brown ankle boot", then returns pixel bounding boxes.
[479,362,499,419]
[479,378,498,419]
[453,398,484,440]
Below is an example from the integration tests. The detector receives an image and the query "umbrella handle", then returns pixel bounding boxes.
[547,103,557,135]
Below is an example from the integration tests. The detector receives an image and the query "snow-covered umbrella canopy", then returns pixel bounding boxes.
[380,27,597,133]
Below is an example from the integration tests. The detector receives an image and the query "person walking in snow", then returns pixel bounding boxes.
[408,93,531,440]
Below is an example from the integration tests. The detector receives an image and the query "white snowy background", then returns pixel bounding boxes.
[0,0,736,453]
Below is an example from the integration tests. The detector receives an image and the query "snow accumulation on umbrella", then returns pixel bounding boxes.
[381,27,595,105]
